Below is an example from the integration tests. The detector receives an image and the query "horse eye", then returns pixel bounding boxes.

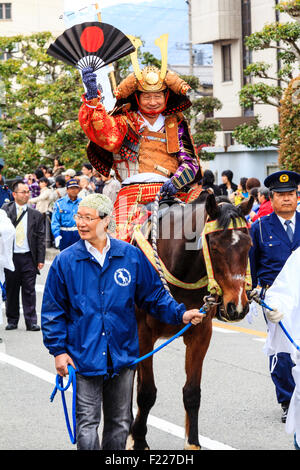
[209,241,222,253]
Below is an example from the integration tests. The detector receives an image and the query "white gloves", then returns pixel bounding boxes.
[55,236,62,248]
[265,306,284,323]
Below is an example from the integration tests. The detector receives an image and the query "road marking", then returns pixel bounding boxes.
[0,351,236,451]
[213,326,239,334]
[145,414,235,450]
[0,351,56,384]
[212,321,267,338]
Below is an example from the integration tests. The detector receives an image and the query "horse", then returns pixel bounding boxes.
[127,191,254,450]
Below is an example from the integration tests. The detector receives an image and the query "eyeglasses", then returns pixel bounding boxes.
[15,191,30,194]
[74,214,107,223]
[140,93,165,102]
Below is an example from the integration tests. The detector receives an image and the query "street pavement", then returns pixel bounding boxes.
[0,248,296,451]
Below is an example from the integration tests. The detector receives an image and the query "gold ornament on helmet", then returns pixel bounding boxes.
[127,33,168,92]
[114,34,190,96]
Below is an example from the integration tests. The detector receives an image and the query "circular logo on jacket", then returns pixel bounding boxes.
[114,268,131,287]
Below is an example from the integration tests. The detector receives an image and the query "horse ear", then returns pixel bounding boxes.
[205,193,220,220]
[237,196,254,216]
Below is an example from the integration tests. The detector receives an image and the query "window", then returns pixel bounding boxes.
[0,51,12,60]
[0,3,12,20]
[241,0,253,115]
[241,0,252,84]
[224,132,234,149]
[266,164,280,176]
[222,44,232,82]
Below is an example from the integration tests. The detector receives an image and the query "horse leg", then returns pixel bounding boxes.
[183,321,212,450]
[127,334,157,450]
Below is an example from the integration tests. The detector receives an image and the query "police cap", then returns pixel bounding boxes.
[66,178,80,188]
[264,170,300,193]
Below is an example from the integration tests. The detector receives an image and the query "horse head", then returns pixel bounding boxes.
[204,193,253,322]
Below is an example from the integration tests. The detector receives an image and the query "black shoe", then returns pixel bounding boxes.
[26,324,40,332]
[5,323,18,330]
[281,401,290,423]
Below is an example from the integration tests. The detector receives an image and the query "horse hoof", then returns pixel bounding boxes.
[126,434,135,450]
[126,434,150,451]
[184,439,201,450]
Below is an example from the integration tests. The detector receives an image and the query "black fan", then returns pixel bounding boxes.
[47,22,135,72]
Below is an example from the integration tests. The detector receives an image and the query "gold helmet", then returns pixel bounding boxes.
[113,34,191,114]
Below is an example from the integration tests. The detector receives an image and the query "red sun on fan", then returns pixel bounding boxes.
[80,26,104,53]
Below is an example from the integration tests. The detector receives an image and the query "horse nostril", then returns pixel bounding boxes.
[243,303,249,315]
[226,302,237,317]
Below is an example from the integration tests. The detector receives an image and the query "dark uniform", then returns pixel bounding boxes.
[249,170,300,420]
[0,185,13,208]
[51,179,81,251]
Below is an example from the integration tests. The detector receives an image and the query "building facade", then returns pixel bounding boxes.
[0,0,64,36]
[191,0,294,184]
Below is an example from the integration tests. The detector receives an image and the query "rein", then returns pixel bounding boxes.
[133,228,208,290]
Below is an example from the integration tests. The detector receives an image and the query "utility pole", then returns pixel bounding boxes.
[186,0,194,76]
[95,2,117,89]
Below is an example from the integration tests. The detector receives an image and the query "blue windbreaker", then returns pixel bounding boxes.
[41,238,186,376]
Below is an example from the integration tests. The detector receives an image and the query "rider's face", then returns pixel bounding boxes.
[139,92,166,115]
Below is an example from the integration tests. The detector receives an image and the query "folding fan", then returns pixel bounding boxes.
[47,22,135,72]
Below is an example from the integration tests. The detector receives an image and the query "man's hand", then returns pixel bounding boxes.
[161,178,178,197]
[182,309,206,325]
[37,263,44,270]
[266,307,284,324]
[55,235,62,248]
[82,66,98,100]
[55,353,76,377]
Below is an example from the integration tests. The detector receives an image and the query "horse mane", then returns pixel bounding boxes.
[216,202,246,230]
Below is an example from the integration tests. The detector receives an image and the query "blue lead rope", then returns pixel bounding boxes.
[50,364,77,444]
[50,308,206,445]
[128,322,193,367]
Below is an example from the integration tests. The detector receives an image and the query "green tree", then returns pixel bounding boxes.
[181,74,222,161]
[0,32,86,178]
[279,75,300,170]
[233,3,300,151]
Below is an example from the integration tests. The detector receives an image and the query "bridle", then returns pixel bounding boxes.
[201,218,252,296]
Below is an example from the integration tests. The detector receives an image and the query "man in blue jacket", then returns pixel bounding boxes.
[51,178,81,251]
[41,193,204,450]
[249,170,300,423]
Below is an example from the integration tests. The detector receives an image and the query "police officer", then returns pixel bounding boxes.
[0,158,13,208]
[0,184,13,208]
[51,178,82,251]
[249,170,300,422]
